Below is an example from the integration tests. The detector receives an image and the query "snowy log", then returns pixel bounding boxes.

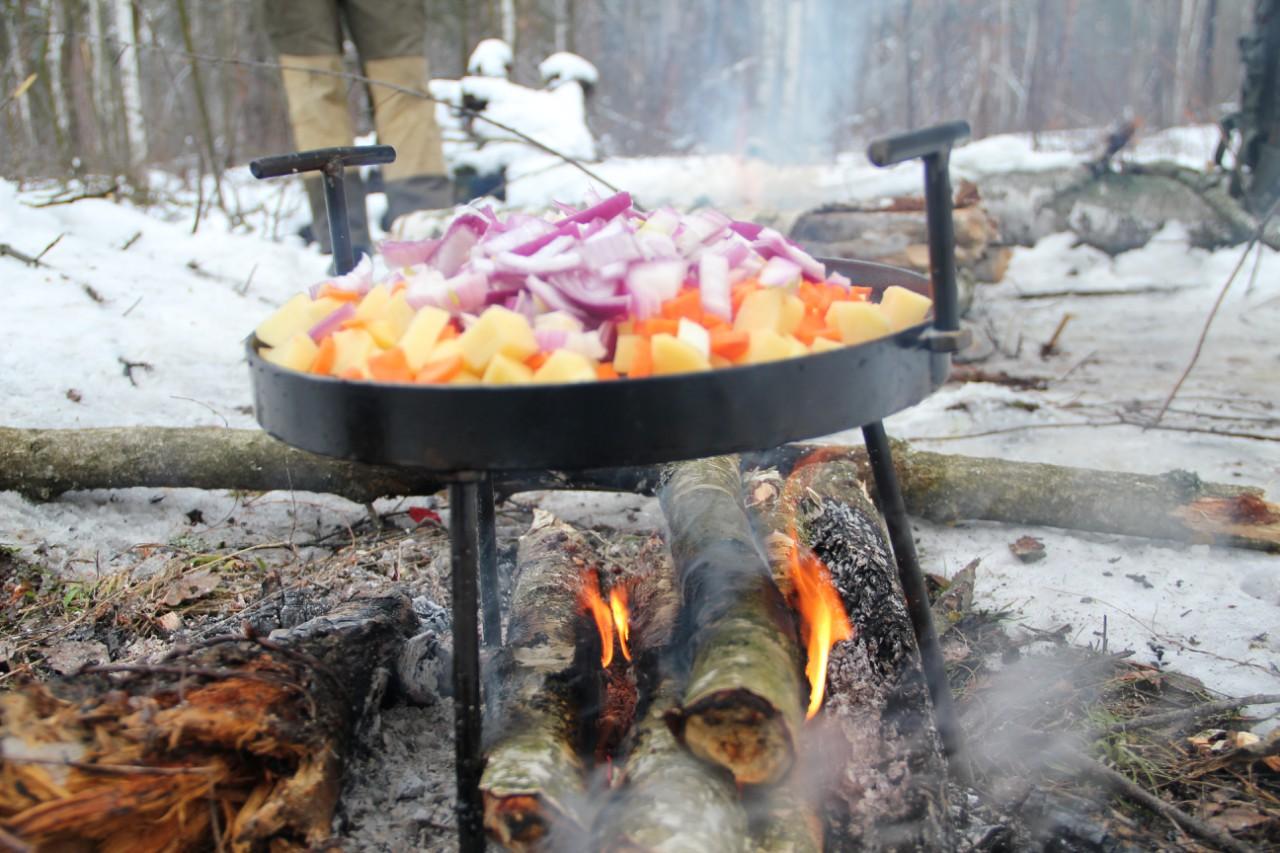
[2,427,1275,551]
[746,460,952,851]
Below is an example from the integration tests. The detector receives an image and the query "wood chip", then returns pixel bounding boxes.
[1009,535,1046,563]
[161,569,221,607]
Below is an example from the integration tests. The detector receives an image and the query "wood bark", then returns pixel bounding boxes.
[593,679,749,853]
[0,592,417,850]
[658,456,804,787]
[746,460,952,851]
[479,511,591,851]
[3,427,1276,551]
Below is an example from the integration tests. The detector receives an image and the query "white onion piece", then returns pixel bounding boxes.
[698,253,731,320]
[494,250,583,275]
[677,317,711,359]
[534,328,570,351]
[828,272,853,289]
[626,261,685,319]
[759,256,803,287]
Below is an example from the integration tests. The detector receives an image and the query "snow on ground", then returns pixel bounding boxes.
[1,122,1276,712]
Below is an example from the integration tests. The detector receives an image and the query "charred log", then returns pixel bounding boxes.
[659,456,805,787]
[479,511,593,851]
[0,593,417,850]
[747,460,953,851]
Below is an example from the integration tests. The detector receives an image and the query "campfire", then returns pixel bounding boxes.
[478,454,947,851]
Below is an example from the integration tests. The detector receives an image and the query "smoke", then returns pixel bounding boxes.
[671,0,872,164]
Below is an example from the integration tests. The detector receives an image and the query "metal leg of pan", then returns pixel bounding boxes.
[477,475,502,649]
[448,480,486,852]
[861,421,966,775]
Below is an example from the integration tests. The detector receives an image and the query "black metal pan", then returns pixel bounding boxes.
[246,258,948,472]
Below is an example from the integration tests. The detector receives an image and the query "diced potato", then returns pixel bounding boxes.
[879,285,933,331]
[459,306,538,373]
[450,370,483,385]
[709,354,733,369]
[385,292,417,339]
[613,334,643,374]
[399,306,452,370]
[533,349,597,383]
[784,335,809,358]
[781,294,805,335]
[308,297,343,324]
[331,328,376,376]
[825,301,894,346]
[534,311,584,333]
[482,352,535,385]
[364,320,402,349]
[676,318,711,359]
[256,293,317,347]
[425,338,463,364]
[651,333,711,375]
[262,332,318,371]
[810,336,844,354]
[353,284,392,323]
[742,328,793,364]
[733,288,787,333]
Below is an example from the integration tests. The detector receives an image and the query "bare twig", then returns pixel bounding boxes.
[3,755,218,776]
[120,230,142,251]
[1068,752,1254,853]
[122,295,143,317]
[34,232,64,262]
[0,826,33,853]
[1104,692,1280,734]
[1015,284,1199,300]
[237,263,257,296]
[0,243,42,266]
[27,183,119,207]
[1152,198,1280,428]
[1039,312,1074,358]
[118,357,153,386]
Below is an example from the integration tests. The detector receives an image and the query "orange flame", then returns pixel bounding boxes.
[788,533,853,719]
[609,587,632,662]
[581,569,615,668]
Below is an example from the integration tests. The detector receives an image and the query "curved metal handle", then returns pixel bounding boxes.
[867,122,970,341]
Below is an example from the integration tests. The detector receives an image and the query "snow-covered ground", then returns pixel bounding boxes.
[1,123,1276,717]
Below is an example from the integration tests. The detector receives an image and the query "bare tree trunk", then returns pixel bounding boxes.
[902,0,914,129]
[1199,0,1219,112]
[1017,0,1039,128]
[112,0,146,173]
[501,0,516,50]
[997,0,1013,131]
[174,0,223,215]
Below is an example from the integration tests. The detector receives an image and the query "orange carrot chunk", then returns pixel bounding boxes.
[660,288,703,321]
[318,284,362,302]
[596,362,619,380]
[709,328,750,362]
[368,347,414,383]
[525,351,551,370]
[309,336,337,375]
[415,354,465,384]
[629,338,654,378]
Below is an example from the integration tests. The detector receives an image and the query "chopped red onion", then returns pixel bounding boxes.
[698,253,731,319]
[828,272,853,289]
[626,261,685,319]
[534,328,570,351]
[308,302,355,341]
[381,237,441,269]
[758,256,803,287]
[554,191,633,226]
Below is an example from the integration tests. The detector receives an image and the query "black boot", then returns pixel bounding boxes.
[303,173,373,259]
[381,174,454,231]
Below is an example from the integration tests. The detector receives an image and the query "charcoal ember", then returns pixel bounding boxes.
[1009,536,1046,563]
[412,596,451,634]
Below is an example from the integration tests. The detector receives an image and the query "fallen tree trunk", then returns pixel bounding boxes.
[4,427,1276,551]
[479,511,591,851]
[659,456,805,787]
[746,460,952,850]
[0,593,417,850]
[594,679,750,852]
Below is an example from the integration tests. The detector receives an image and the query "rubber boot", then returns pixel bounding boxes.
[381,174,455,231]
[304,173,372,260]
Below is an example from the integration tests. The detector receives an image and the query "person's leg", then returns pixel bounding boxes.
[264,0,370,254]
[345,0,453,229]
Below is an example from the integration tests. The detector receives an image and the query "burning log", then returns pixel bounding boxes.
[0,593,417,850]
[593,678,749,852]
[479,511,593,851]
[659,456,805,787]
[747,459,953,850]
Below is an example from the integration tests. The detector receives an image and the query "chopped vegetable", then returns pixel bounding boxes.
[253,194,933,385]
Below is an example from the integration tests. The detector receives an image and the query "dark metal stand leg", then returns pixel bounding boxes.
[861,421,966,774]
[477,476,502,649]
[448,481,486,852]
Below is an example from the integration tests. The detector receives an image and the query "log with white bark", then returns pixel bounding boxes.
[658,456,805,787]
[746,460,953,850]
[2,427,1275,551]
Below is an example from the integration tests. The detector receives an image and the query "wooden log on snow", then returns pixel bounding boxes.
[594,678,749,853]
[659,456,805,787]
[5,427,1276,551]
[0,593,417,850]
[746,460,952,850]
[479,511,593,851]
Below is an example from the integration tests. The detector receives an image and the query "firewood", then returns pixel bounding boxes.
[746,460,953,850]
[4,427,1276,551]
[0,593,417,850]
[594,678,749,852]
[479,511,593,851]
[659,456,805,787]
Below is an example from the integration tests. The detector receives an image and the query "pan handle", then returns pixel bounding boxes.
[867,122,971,353]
